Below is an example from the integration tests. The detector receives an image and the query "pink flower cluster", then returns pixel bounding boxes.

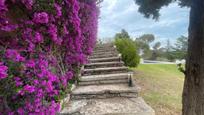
[0,62,8,79]
[33,12,49,24]
[0,0,99,114]
[79,0,99,55]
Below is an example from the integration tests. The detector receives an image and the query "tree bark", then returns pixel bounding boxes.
[182,0,204,115]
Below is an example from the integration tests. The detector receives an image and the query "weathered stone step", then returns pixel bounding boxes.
[71,84,139,100]
[78,79,128,86]
[93,49,116,52]
[84,62,124,69]
[83,67,128,76]
[92,51,118,56]
[89,57,121,63]
[80,73,129,81]
[94,47,114,51]
[93,48,117,53]
[90,53,119,59]
[93,46,116,51]
[79,73,130,85]
[94,44,113,49]
[89,53,118,59]
[60,97,155,115]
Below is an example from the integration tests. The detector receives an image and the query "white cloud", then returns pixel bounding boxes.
[98,0,190,43]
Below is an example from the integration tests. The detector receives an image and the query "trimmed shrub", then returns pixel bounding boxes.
[115,38,140,67]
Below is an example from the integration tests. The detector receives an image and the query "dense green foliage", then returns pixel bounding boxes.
[164,36,188,61]
[135,34,187,61]
[114,30,140,67]
[135,34,162,60]
[134,0,190,20]
[172,36,188,59]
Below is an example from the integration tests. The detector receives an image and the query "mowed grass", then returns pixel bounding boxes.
[131,64,184,115]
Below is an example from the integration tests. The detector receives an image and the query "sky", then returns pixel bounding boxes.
[98,0,190,45]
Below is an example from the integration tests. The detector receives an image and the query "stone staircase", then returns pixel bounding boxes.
[60,43,155,115]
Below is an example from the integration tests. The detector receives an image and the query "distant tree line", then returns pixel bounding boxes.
[113,29,188,65]
[136,33,188,61]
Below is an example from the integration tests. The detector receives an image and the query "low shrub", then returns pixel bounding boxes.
[115,38,140,67]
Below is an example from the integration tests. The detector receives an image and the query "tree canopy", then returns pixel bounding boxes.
[114,29,130,39]
[134,0,190,20]
[137,34,155,43]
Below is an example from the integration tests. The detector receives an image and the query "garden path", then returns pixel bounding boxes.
[60,43,154,115]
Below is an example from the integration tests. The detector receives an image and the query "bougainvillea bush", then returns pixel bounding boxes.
[0,0,99,114]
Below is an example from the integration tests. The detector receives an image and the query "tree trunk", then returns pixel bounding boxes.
[182,0,204,115]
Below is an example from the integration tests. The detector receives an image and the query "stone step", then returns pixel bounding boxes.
[93,47,117,53]
[79,73,130,86]
[84,62,124,69]
[78,79,128,86]
[60,97,155,115]
[92,51,118,56]
[83,67,128,76]
[90,53,119,59]
[71,84,139,100]
[80,73,129,81]
[94,47,114,51]
[89,53,119,59]
[94,46,116,51]
[89,57,121,63]
[94,44,114,49]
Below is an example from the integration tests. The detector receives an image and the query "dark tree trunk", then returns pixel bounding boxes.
[182,0,204,115]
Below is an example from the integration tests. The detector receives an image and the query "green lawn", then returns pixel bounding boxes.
[131,64,184,115]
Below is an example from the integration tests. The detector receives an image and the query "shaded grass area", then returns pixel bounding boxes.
[131,64,184,115]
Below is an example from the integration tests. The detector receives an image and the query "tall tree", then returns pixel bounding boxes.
[153,42,161,50]
[166,39,171,54]
[165,39,175,61]
[135,34,155,59]
[137,34,155,44]
[173,36,188,59]
[134,0,204,115]
[151,42,161,60]
[174,36,188,52]
[115,29,130,39]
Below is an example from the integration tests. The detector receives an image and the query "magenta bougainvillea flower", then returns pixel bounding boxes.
[54,3,62,18]
[0,0,99,114]
[23,85,35,93]
[5,49,25,62]
[34,32,44,43]
[0,0,7,11]
[33,12,49,24]
[0,62,8,79]
[21,0,34,10]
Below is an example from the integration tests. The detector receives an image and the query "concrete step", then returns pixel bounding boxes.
[93,49,116,53]
[92,51,118,56]
[71,84,139,100]
[60,97,155,115]
[78,79,128,86]
[94,47,114,51]
[84,62,124,69]
[93,47,117,53]
[94,44,114,49]
[83,67,128,76]
[90,53,119,59]
[79,73,130,86]
[89,57,121,63]
[89,53,119,59]
[80,73,129,81]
